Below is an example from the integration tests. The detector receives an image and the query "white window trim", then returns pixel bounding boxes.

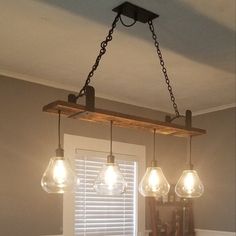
[41,229,236,236]
[63,134,146,236]
[195,229,236,236]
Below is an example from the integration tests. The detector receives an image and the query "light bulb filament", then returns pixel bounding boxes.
[104,165,117,190]
[183,172,195,194]
[53,160,67,185]
[148,169,160,192]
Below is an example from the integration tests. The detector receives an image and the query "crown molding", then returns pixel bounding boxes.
[192,103,236,116]
[1,69,235,117]
[0,69,77,93]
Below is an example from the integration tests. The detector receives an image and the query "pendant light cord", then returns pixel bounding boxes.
[153,129,156,161]
[56,110,64,157]
[189,136,192,166]
[58,110,61,149]
[110,120,113,156]
[188,136,193,169]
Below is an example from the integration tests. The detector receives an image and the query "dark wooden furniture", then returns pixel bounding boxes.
[148,185,195,236]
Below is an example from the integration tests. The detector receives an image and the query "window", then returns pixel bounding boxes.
[75,150,136,235]
[63,135,145,236]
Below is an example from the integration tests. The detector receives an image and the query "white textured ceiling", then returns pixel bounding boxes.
[0,0,235,115]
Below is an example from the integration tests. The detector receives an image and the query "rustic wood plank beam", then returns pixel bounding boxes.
[43,101,206,137]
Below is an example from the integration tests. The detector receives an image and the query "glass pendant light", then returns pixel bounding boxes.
[41,111,77,193]
[139,130,170,197]
[94,121,127,195]
[175,136,204,198]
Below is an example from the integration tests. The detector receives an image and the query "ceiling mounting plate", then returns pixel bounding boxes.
[112,2,159,23]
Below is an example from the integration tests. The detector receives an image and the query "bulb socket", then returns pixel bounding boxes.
[107,155,115,163]
[56,147,64,157]
[151,160,157,167]
[189,163,194,170]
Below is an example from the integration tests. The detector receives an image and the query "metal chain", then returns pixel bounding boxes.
[75,14,181,118]
[148,20,180,117]
[76,13,121,99]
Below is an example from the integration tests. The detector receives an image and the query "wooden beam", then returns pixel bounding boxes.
[43,101,206,137]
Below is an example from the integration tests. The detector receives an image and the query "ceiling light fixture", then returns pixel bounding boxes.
[175,137,204,198]
[41,111,78,193]
[139,129,170,197]
[42,2,206,196]
[94,121,127,195]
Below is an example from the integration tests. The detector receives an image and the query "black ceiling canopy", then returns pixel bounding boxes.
[112,1,159,23]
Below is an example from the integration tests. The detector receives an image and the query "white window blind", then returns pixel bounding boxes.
[74,150,137,236]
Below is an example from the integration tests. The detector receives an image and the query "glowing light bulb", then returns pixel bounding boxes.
[94,122,127,195]
[104,165,117,189]
[148,169,160,192]
[183,172,195,194]
[41,112,78,194]
[139,167,170,197]
[41,157,77,193]
[53,159,67,185]
[94,162,127,195]
[175,170,204,198]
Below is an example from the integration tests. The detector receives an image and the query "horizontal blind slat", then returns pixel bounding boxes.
[74,154,136,236]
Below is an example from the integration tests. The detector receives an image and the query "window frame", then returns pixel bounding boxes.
[63,134,146,236]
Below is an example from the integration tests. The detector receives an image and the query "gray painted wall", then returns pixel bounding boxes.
[0,75,235,235]
[193,108,236,231]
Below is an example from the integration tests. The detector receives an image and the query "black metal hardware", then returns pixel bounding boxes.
[185,110,192,129]
[165,114,185,123]
[165,115,172,123]
[119,15,137,27]
[72,2,182,121]
[67,86,95,118]
[148,20,181,118]
[165,110,192,132]
[68,93,77,103]
[85,86,95,111]
[75,13,120,101]
[68,86,95,110]
[112,2,159,23]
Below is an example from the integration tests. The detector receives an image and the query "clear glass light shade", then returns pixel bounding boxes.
[41,157,77,193]
[175,170,204,198]
[139,167,170,197]
[94,163,127,195]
